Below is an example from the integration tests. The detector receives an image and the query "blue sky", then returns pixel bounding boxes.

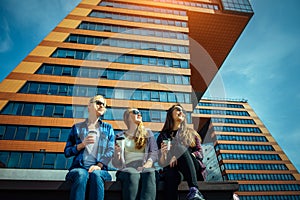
[0,0,299,172]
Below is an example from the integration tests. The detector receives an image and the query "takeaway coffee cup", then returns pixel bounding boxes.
[163,139,171,150]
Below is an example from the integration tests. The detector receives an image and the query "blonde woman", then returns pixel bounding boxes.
[112,108,158,200]
[157,104,207,200]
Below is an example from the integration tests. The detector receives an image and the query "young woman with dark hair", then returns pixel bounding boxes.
[157,104,207,200]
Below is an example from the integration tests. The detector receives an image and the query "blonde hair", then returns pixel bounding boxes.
[123,108,148,149]
[89,95,106,106]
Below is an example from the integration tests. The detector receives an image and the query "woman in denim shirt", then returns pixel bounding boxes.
[64,95,115,200]
[112,108,158,200]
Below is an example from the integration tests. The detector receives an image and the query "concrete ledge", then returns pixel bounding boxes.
[0,169,239,200]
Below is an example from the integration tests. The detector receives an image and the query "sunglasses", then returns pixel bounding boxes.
[130,110,140,115]
[173,106,183,112]
[91,100,106,107]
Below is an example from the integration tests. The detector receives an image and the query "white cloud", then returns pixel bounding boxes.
[0,18,12,53]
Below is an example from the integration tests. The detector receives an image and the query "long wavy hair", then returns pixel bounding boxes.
[161,104,200,147]
[123,108,148,149]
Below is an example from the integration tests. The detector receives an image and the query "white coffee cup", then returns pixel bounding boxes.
[163,139,171,150]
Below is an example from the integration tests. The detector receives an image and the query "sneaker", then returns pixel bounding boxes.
[186,187,205,200]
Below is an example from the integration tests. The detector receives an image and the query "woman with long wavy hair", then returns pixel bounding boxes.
[157,104,207,200]
[112,108,158,200]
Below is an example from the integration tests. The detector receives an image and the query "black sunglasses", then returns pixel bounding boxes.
[173,106,183,112]
[92,100,106,107]
[130,110,140,115]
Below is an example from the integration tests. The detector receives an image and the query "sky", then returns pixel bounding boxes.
[0,0,299,172]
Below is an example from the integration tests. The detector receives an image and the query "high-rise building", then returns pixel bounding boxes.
[0,0,253,169]
[194,98,300,199]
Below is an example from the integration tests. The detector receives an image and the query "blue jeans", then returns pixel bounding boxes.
[66,168,112,200]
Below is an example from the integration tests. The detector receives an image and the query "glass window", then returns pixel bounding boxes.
[56,154,66,169]
[60,128,70,142]
[4,126,17,140]
[53,105,64,117]
[151,110,160,122]
[159,92,168,102]
[151,91,159,102]
[23,104,34,116]
[75,106,86,118]
[142,91,150,101]
[38,128,49,141]
[29,83,39,94]
[27,127,38,141]
[65,106,73,118]
[32,153,44,168]
[15,127,27,140]
[44,154,56,168]
[49,84,58,95]
[39,84,49,94]
[0,126,5,139]
[49,128,60,141]
[20,153,32,168]
[8,152,21,168]
[44,105,54,117]
[168,93,176,102]
[33,104,44,116]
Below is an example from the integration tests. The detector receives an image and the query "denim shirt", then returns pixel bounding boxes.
[64,119,115,171]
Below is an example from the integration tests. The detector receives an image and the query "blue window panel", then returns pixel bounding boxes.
[49,128,60,142]
[19,83,29,93]
[33,104,44,116]
[32,153,44,169]
[38,128,49,141]
[58,85,68,95]
[168,93,176,102]
[180,60,188,68]
[4,126,17,140]
[151,91,159,102]
[20,153,33,168]
[53,105,64,117]
[39,84,49,94]
[27,127,38,140]
[132,90,142,100]
[8,152,21,168]
[103,109,112,121]
[15,103,24,115]
[65,106,73,118]
[150,110,160,122]
[49,84,59,95]
[0,152,9,166]
[43,65,53,74]
[53,66,62,75]
[166,75,174,84]
[159,92,168,102]
[44,105,54,117]
[142,91,150,101]
[0,125,5,139]
[59,128,70,142]
[75,51,84,60]
[23,104,34,116]
[74,106,86,118]
[176,93,185,103]
[140,110,150,122]
[15,127,27,140]
[56,154,67,169]
[44,154,56,168]
[28,83,39,94]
